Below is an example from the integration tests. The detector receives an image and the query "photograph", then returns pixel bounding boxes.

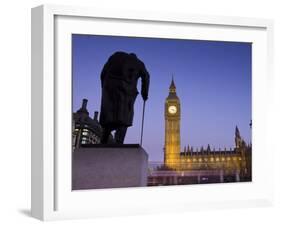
[71,34,252,190]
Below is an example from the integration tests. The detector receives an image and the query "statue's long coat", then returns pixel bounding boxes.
[99,52,150,128]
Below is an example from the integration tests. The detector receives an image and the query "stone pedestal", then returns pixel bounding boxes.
[72,144,148,190]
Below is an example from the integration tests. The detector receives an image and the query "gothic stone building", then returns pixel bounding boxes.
[148,79,252,186]
[72,99,102,150]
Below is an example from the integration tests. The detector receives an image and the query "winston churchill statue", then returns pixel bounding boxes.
[99,51,150,144]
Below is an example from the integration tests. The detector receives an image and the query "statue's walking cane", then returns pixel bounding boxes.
[140,100,146,146]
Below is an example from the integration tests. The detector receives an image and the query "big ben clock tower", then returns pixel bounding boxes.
[164,78,181,169]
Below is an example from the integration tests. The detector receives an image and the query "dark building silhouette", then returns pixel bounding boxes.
[72,99,103,150]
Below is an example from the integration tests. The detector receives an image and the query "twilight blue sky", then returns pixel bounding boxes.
[72,34,252,162]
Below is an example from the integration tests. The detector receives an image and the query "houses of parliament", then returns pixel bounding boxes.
[148,78,252,185]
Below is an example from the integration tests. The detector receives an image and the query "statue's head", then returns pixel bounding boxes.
[129,53,137,58]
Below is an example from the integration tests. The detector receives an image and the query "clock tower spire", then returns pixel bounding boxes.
[164,77,181,169]
[169,75,176,93]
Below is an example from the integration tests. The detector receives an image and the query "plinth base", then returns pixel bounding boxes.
[72,145,148,190]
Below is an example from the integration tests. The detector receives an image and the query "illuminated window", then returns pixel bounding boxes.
[216,157,220,162]
[210,157,214,162]
[199,158,202,162]
[227,157,231,161]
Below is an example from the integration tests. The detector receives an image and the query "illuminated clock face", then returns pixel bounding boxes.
[168,105,177,114]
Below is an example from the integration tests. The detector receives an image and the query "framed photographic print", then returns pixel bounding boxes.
[31,4,274,221]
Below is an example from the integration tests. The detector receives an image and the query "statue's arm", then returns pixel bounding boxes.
[140,62,150,101]
[101,54,116,87]
[100,62,108,88]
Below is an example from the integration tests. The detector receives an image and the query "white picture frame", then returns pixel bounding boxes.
[31,4,274,221]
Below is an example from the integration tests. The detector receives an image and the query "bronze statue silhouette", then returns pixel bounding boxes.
[99,51,150,144]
